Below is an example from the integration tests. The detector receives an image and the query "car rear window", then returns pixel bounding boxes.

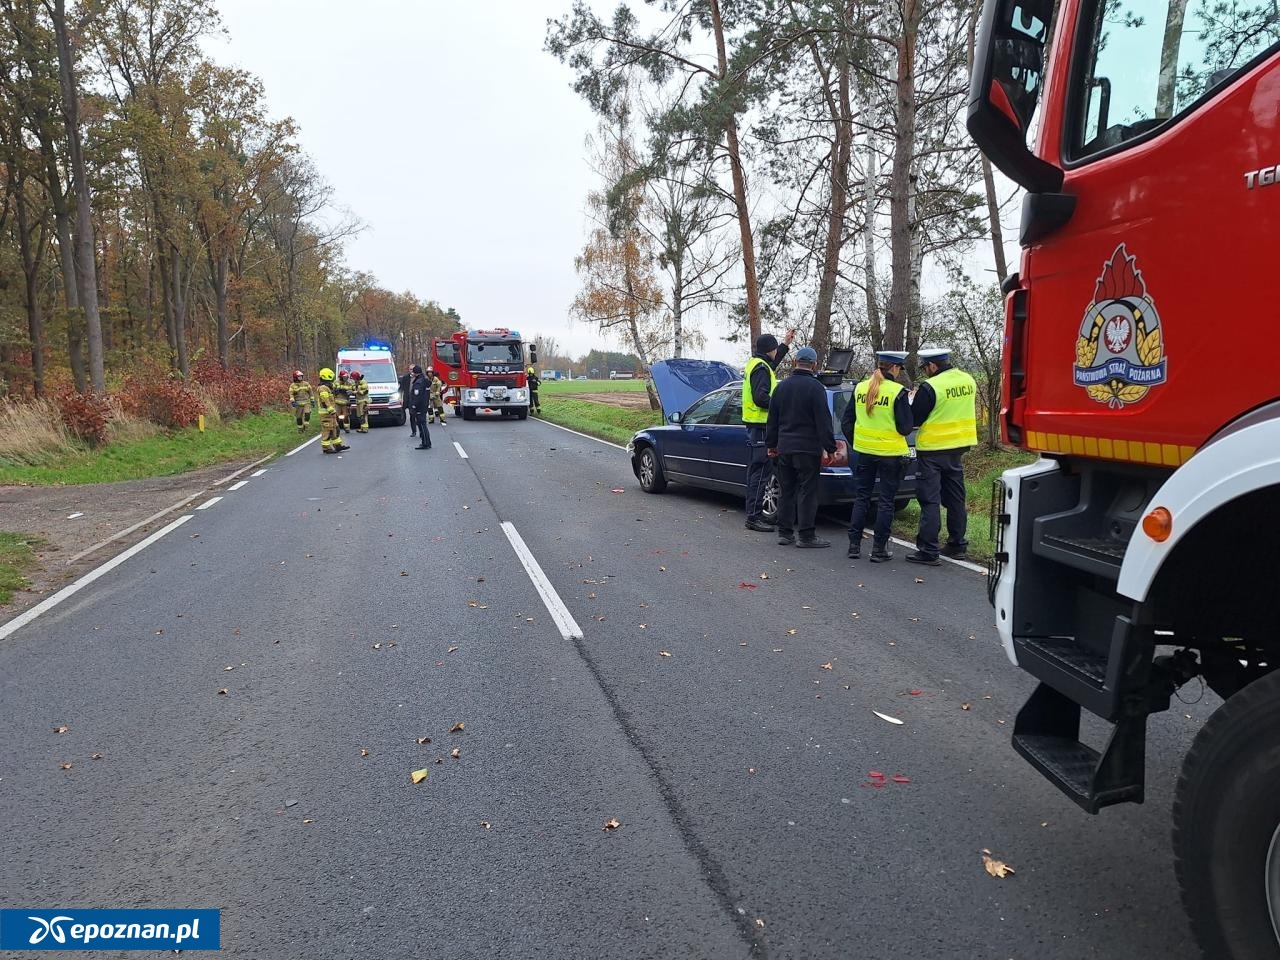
[831,388,852,435]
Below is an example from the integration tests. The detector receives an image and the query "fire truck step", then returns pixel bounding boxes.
[1036,532,1127,578]
[1013,615,1142,721]
[1012,683,1147,813]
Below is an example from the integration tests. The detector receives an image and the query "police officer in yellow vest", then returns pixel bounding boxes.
[907,346,978,564]
[843,351,914,561]
[742,330,795,532]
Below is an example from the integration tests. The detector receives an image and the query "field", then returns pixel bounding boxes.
[538,378,649,395]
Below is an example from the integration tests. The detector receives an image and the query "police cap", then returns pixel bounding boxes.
[876,350,909,366]
[918,347,950,363]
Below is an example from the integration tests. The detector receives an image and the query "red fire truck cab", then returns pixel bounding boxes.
[969,0,1278,953]
[431,328,538,421]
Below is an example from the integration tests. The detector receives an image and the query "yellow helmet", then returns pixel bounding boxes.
[318,367,335,381]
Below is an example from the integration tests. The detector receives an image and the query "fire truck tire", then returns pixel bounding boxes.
[462,407,476,421]
[517,409,528,420]
[1174,667,1280,960]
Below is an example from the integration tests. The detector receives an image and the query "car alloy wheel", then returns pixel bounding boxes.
[761,473,780,525]
[638,446,666,493]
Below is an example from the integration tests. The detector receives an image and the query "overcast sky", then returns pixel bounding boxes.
[210,0,746,367]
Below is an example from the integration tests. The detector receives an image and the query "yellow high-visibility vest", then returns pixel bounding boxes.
[741,356,776,424]
[852,378,909,456]
[916,367,978,451]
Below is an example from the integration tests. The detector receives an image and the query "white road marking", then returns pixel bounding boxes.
[196,497,223,511]
[885,537,988,575]
[214,453,274,484]
[285,435,320,457]
[65,491,205,566]
[0,515,193,641]
[228,480,248,491]
[67,512,84,520]
[500,522,583,640]
[453,441,468,459]
[251,469,267,477]
[534,417,628,451]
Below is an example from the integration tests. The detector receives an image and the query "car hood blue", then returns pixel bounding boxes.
[649,359,740,421]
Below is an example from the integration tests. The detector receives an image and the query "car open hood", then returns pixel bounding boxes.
[649,359,741,421]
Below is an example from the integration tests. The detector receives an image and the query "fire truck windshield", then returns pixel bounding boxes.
[467,342,523,366]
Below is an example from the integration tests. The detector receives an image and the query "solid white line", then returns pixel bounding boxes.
[0,515,193,641]
[285,435,320,457]
[64,491,205,566]
[886,536,988,575]
[251,469,267,477]
[228,480,248,491]
[500,522,584,640]
[213,453,274,485]
[534,417,628,451]
[196,497,223,511]
[453,441,468,459]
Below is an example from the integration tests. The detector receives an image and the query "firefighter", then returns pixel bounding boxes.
[333,368,353,433]
[842,351,914,562]
[527,366,542,415]
[288,370,314,432]
[352,370,370,433]
[316,368,350,454]
[908,346,978,564]
[429,369,448,424]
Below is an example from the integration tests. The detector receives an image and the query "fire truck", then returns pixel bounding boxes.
[969,0,1278,953]
[431,328,538,420]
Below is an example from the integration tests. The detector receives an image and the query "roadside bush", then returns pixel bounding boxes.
[56,389,111,447]
[191,360,282,419]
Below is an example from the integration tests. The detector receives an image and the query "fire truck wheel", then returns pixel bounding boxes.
[462,407,476,421]
[517,409,528,420]
[1174,666,1280,960]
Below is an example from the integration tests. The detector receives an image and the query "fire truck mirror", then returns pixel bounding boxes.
[530,347,538,364]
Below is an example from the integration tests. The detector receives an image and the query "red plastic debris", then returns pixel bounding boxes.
[868,770,885,780]
[891,774,911,784]
[909,689,924,696]
[611,488,625,494]
[738,582,759,590]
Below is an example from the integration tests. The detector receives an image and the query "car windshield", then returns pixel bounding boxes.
[342,361,397,385]
[467,341,522,365]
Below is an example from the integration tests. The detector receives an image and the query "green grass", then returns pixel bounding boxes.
[0,532,40,604]
[891,446,1036,562]
[536,398,658,446]
[539,379,648,395]
[0,412,307,486]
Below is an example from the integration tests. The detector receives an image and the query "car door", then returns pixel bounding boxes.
[704,388,750,489]
[659,390,729,485]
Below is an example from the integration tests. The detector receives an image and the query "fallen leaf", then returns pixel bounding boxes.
[303,818,314,824]
[217,688,228,696]
[754,918,766,929]
[872,710,903,725]
[90,753,102,760]
[480,821,492,829]
[60,762,73,770]
[450,722,465,732]
[416,737,432,745]
[759,573,770,580]
[914,577,925,584]
[372,643,382,650]
[738,582,758,590]
[820,662,833,671]
[961,702,972,711]
[400,571,409,577]
[786,629,797,636]
[639,624,647,629]
[982,849,1015,878]
[611,488,625,494]
[659,650,672,657]
[53,725,69,734]
[603,818,621,831]
[467,600,479,608]
[450,748,461,759]
[772,648,783,653]
[410,769,430,784]
[224,665,235,672]
[360,748,370,758]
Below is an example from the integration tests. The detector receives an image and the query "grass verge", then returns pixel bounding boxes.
[539,379,648,396]
[891,446,1036,562]
[0,411,306,486]
[536,399,658,446]
[0,533,41,604]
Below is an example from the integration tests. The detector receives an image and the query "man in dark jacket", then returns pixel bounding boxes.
[399,367,416,437]
[408,365,432,450]
[742,329,795,531]
[764,347,838,548]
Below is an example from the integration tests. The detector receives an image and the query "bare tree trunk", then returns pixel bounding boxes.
[53,213,86,391]
[708,0,761,344]
[170,245,189,377]
[885,0,924,352]
[1157,0,1189,118]
[51,0,104,392]
[15,180,47,398]
[859,80,883,352]
[812,52,853,363]
[905,173,924,374]
[672,257,684,358]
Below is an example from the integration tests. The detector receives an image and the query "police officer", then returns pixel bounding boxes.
[764,346,838,548]
[316,368,350,454]
[527,366,542,415]
[430,369,449,424]
[400,366,417,437]
[408,364,432,449]
[333,368,354,433]
[908,346,978,564]
[352,371,370,433]
[288,370,313,432]
[842,351,914,562]
[742,329,796,532]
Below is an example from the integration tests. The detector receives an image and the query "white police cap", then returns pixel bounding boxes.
[918,346,950,362]
[876,350,908,365]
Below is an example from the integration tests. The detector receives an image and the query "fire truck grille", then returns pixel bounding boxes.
[478,377,517,389]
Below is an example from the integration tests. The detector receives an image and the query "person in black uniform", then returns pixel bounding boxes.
[408,365,432,450]
[764,347,838,548]
[742,329,795,532]
[399,366,416,437]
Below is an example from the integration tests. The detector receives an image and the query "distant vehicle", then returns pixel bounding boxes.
[335,346,404,426]
[542,369,562,381]
[627,359,918,525]
[575,376,588,381]
[431,328,537,421]
[609,371,635,380]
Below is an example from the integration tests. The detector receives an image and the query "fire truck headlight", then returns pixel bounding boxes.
[511,389,527,401]
[466,390,483,402]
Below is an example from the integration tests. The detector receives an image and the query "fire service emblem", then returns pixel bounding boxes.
[1073,244,1167,409]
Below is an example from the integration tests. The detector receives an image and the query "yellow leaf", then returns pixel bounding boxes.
[410,769,430,784]
[450,722,465,732]
[982,849,1016,878]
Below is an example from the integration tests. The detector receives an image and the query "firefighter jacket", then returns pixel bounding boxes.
[289,381,314,407]
[317,383,336,415]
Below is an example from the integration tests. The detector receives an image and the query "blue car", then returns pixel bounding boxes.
[627,359,918,525]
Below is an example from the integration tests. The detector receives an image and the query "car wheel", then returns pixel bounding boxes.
[397,410,407,426]
[637,446,666,493]
[761,473,780,525]
[1175,668,1280,960]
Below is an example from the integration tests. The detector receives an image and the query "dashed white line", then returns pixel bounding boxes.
[196,497,223,511]
[227,480,248,492]
[251,469,267,477]
[285,435,320,456]
[0,515,193,641]
[500,522,583,640]
[453,441,468,459]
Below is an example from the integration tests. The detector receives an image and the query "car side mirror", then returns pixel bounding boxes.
[667,411,683,424]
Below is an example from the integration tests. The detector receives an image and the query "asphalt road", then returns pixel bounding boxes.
[0,415,1216,959]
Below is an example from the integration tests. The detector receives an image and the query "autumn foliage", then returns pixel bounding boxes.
[55,390,111,447]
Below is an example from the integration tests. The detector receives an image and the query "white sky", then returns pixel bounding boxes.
[210,0,745,367]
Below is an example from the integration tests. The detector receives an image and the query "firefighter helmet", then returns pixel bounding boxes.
[293,370,303,380]
[338,368,349,378]
[319,367,335,382]
[351,371,363,380]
